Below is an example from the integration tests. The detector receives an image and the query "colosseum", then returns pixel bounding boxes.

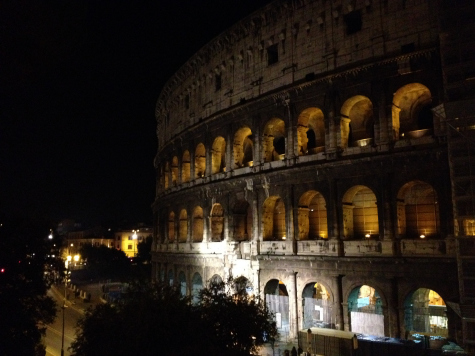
[152,0,475,351]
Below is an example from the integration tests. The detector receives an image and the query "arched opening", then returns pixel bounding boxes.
[342,186,379,239]
[340,96,374,148]
[211,136,226,174]
[298,191,328,240]
[171,156,178,186]
[302,282,332,329]
[348,285,384,336]
[210,203,224,242]
[233,200,252,241]
[195,143,206,178]
[168,211,175,242]
[233,127,254,168]
[178,209,188,242]
[178,271,186,297]
[164,161,170,189]
[404,288,448,338]
[191,272,203,304]
[297,108,325,155]
[262,118,286,162]
[209,274,223,285]
[393,83,433,139]
[397,181,440,239]
[192,206,204,242]
[263,196,286,241]
[265,279,290,335]
[182,150,191,183]
[463,219,475,236]
[233,276,254,296]
[168,269,174,286]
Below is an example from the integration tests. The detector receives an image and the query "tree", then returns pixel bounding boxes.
[136,235,152,263]
[70,277,277,356]
[79,244,131,280]
[0,214,57,355]
[199,276,277,355]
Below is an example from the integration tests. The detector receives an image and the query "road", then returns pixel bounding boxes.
[45,287,83,356]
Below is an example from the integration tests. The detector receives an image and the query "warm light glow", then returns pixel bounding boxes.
[67,255,72,261]
[48,234,53,239]
[420,234,425,239]
[132,230,138,240]
[365,233,370,238]
[70,243,73,247]
[74,255,80,262]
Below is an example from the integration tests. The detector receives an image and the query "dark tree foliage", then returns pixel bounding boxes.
[136,235,152,263]
[70,281,214,356]
[199,276,277,355]
[0,214,57,356]
[70,277,277,356]
[80,244,131,280]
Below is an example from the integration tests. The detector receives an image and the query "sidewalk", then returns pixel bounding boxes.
[51,282,104,314]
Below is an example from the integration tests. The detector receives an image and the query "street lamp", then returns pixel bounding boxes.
[61,256,72,356]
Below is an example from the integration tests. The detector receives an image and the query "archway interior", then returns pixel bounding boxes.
[263,196,286,241]
[393,83,432,138]
[348,285,384,336]
[397,181,439,239]
[233,200,251,241]
[164,162,170,189]
[302,282,332,329]
[404,288,447,337]
[178,209,187,242]
[265,279,290,334]
[297,108,325,155]
[262,118,286,162]
[233,127,253,168]
[171,156,178,186]
[340,96,374,148]
[182,150,191,183]
[192,206,204,242]
[178,271,186,297]
[342,186,378,239]
[298,191,328,240]
[210,203,224,242]
[191,272,203,304]
[195,143,206,178]
[168,212,175,242]
[211,136,226,174]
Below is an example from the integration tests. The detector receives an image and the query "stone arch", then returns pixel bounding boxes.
[182,150,191,183]
[347,284,384,336]
[192,206,204,242]
[302,282,332,329]
[298,190,328,240]
[171,156,178,186]
[211,136,226,174]
[178,271,186,297]
[265,279,290,333]
[393,83,432,138]
[233,276,254,295]
[164,161,170,189]
[209,274,223,285]
[232,199,252,241]
[342,186,379,239]
[262,196,286,241]
[210,203,224,242]
[297,108,325,155]
[178,209,188,242]
[168,211,176,242]
[397,181,440,239]
[262,118,286,162]
[191,272,203,304]
[340,95,374,148]
[233,127,253,168]
[404,288,448,338]
[195,143,206,178]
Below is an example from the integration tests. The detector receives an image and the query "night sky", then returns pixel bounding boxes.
[1,0,271,227]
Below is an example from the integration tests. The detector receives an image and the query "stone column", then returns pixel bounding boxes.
[288,272,299,340]
[190,149,196,181]
[225,131,232,174]
[381,174,395,242]
[342,302,350,332]
[333,275,344,330]
[205,144,211,177]
[388,277,401,338]
[253,124,261,165]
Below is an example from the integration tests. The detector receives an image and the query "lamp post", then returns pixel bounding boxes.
[61,255,71,356]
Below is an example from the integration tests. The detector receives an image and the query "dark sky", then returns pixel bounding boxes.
[1,0,270,227]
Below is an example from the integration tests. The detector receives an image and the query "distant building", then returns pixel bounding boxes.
[115,227,152,258]
[63,227,114,264]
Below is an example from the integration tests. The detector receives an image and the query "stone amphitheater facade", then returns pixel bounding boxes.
[152,0,475,346]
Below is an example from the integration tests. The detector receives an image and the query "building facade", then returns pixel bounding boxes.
[115,227,153,258]
[152,0,475,349]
